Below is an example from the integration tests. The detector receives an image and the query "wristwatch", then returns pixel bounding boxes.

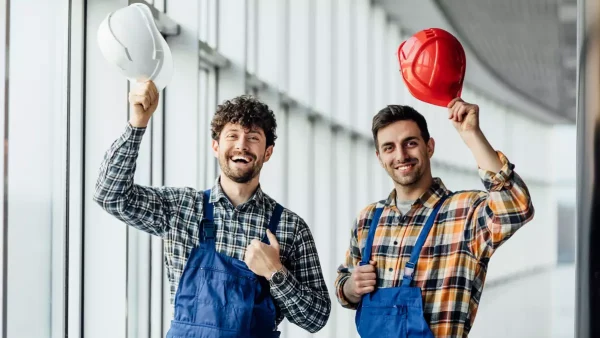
[269,267,287,286]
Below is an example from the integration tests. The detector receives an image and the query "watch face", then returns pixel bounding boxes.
[272,271,285,284]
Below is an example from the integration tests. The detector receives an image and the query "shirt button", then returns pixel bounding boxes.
[389,268,393,272]
[394,241,398,245]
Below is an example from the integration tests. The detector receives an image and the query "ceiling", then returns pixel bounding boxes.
[376,0,577,124]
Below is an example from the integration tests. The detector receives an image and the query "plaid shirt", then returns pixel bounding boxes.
[335,152,534,338]
[93,124,331,333]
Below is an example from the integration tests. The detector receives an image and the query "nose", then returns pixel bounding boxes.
[234,137,249,151]
[394,146,410,163]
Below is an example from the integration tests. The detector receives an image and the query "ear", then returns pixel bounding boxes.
[211,139,219,158]
[263,145,274,162]
[427,138,435,158]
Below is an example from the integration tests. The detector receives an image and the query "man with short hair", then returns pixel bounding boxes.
[94,81,331,337]
[334,98,534,337]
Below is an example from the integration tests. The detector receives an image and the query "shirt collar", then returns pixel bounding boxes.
[385,177,450,209]
[210,176,265,207]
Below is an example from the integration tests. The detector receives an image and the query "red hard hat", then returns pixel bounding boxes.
[397,28,466,107]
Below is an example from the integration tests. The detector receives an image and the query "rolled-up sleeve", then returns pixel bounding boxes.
[334,217,364,310]
[470,151,535,258]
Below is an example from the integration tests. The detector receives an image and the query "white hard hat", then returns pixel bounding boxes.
[97,3,173,90]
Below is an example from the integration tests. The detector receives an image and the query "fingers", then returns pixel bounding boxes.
[455,104,467,122]
[128,93,150,111]
[447,97,462,108]
[356,286,375,295]
[146,86,156,105]
[350,274,377,296]
[355,272,377,281]
[357,262,376,273]
[130,81,159,110]
[448,99,469,122]
[266,229,279,250]
[356,279,376,287]
[147,80,158,98]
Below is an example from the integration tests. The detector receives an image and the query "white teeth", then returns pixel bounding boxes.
[232,156,250,162]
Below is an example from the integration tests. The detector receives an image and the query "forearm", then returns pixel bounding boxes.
[93,123,145,205]
[269,226,331,332]
[93,123,179,236]
[335,222,362,309]
[270,268,331,333]
[462,129,503,173]
[129,115,150,128]
[470,151,535,257]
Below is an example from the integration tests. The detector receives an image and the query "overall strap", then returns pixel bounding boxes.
[263,203,284,245]
[360,207,384,266]
[201,189,216,248]
[401,194,449,287]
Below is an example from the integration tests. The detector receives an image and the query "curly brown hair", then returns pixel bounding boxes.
[211,95,278,147]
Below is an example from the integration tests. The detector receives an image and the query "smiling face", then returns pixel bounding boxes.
[212,123,273,184]
[376,120,434,187]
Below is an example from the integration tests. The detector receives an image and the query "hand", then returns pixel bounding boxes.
[343,260,377,303]
[128,81,159,127]
[447,98,480,136]
[244,229,283,279]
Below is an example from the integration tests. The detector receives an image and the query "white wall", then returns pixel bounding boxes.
[0,0,566,337]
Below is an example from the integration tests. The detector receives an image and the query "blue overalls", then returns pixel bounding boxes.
[355,195,449,338]
[166,190,283,338]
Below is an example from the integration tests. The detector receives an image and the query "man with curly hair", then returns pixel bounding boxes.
[94,81,331,337]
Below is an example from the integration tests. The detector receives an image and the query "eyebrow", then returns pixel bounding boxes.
[381,136,419,147]
[402,136,419,143]
[225,128,263,136]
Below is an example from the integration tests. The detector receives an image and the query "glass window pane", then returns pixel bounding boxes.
[314,0,333,116]
[354,0,370,131]
[334,0,351,127]
[257,0,285,87]
[6,0,69,336]
[288,0,311,104]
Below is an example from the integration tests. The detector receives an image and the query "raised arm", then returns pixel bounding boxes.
[448,98,534,258]
[93,81,190,237]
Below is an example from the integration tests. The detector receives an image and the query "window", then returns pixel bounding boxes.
[334,0,352,128]
[314,0,334,116]
[257,95,288,203]
[288,0,311,105]
[5,1,71,336]
[311,121,335,338]
[354,0,371,133]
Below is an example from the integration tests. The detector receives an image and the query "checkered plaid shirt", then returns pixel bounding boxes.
[335,152,534,338]
[93,124,331,333]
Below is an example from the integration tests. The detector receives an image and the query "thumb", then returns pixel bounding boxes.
[266,229,279,250]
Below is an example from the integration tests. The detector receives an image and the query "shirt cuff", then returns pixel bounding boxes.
[269,269,300,302]
[336,275,358,310]
[125,122,147,143]
[478,151,516,191]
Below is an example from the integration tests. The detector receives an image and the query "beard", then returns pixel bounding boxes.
[387,158,425,187]
[219,150,263,184]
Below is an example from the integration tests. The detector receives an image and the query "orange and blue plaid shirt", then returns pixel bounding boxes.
[335,151,534,338]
